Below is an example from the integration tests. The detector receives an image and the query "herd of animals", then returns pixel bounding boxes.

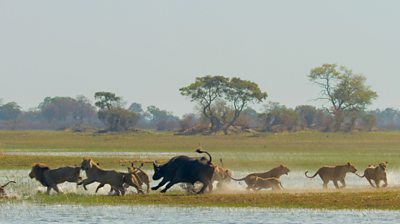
[0,148,390,197]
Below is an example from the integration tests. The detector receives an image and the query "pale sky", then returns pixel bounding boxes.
[0,1,399,116]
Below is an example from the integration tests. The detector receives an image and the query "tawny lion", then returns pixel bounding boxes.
[29,163,81,194]
[0,181,16,198]
[355,162,388,188]
[79,158,133,195]
[305,162,357,189]
[226,165,290,190]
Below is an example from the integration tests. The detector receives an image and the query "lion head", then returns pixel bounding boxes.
[29,163,50,186]
[276,164,290,176]
[81,158,98,171]
[346,162,357,173]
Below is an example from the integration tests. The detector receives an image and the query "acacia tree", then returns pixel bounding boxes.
[94,92,137,131]
[94,92,121,110]
[309,64,378,131]
[180,75,267,134]
[0,102,21,120]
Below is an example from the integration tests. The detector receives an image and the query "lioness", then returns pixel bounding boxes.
[251,176,283,191]
[305,162,357,189]
[227,165,290,190]
[211,159,233,189]
[96,163,145,194]
[127,163,150,193]
[356,162,388,188]
[29,163,81,194]
[0,181,16,198]
[78,158,128,195]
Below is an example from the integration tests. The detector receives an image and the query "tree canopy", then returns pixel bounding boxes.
[180,75,267,134]
[94,92,122,110]
[309,64,378,131]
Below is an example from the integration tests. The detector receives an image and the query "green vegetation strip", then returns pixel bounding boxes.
[2,131,400,170]
[4,189,399,210]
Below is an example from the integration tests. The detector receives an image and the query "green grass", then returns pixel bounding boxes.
[2,130,400,210]
[3,188,399,210]
[1,130,400,170]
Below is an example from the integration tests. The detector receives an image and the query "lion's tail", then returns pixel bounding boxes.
[1,181,16,188]
[305,170,319,178]
[225,170,246,181]
[354,172,365,178]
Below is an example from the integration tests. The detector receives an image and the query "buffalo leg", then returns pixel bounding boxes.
[151,179,168,191]
[81,179,95,190]
[95,183,105,193]
[197,180,210,194]
[160,181,176,193]
[53,185,61,194]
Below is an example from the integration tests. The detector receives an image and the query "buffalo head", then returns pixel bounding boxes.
[152,162,162,180]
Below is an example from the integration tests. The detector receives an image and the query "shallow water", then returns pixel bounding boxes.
[0,203,400,224]
[2,168,399,196]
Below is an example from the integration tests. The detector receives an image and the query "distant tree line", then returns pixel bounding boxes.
[1,63,399,133]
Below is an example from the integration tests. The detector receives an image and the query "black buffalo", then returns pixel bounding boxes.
[151,149,214,194]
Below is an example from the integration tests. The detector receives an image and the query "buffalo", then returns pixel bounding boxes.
[151,149,215,194]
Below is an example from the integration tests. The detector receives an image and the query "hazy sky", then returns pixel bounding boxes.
[1,1,399,116]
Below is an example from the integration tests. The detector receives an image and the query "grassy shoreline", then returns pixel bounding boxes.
[2,188,400,210]
[2,130,400,170]
[2,130,400,210]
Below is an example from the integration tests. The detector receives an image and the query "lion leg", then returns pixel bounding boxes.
[382,177,388,187]
[322,180,329,189]
[160,181,177,193]
[145,182,150,194]
[366,178,376,188]
[151,179,168,191]
[339,179,346,188]
[272,186,280,191]
[374,179,380,188]
[133,184,144,194]
[333,180,340,189]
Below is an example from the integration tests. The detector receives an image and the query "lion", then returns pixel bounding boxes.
[95,163,145,194]
[251,176,284,191]
[0,181,16,198]
[78,158,129,195]
[210,158,232,189]
[127,162,150,193]
[355,162,388,188]
[305,162,357,189]
[29,163,82,194]
[226,165,290,190]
